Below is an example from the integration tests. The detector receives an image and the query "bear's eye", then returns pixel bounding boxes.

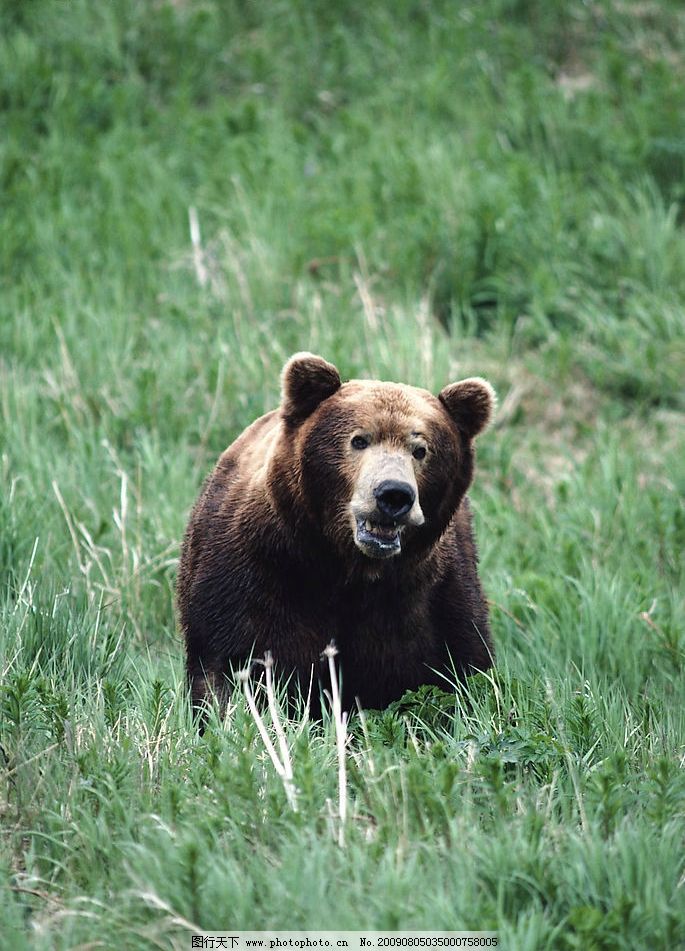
[351,435,370,450]
[412,446,427,460]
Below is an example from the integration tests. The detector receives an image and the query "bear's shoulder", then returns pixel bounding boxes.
[207,408,281,494]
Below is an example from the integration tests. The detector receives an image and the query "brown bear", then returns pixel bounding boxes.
[177,352,495,718]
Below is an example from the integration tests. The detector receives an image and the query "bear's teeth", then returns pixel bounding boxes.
[364,519,397,538]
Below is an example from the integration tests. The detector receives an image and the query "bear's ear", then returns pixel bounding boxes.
[438,377,496,439]
[281,352,342,427]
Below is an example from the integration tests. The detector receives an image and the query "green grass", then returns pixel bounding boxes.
[1,1,684,947]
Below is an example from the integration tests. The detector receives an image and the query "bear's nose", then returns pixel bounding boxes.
[373,480,416,520]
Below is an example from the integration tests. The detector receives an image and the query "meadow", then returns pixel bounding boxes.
[1,1,684,947]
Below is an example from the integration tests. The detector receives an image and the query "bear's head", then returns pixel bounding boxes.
[277,353,495,562]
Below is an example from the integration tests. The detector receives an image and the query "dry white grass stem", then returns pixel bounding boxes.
[263,651,295,789]
[238,662,298,812]
[323,642,348,848]
[188,205,208,288]
[52,480,87,577]
[12,535,39,620]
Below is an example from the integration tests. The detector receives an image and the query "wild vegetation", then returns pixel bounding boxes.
[1,1,684,947]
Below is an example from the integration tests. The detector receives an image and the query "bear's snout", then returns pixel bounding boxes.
[374,480,415,520]
[349,450,425,559]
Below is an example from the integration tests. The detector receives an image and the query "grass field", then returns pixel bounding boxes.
[1,1,684,947]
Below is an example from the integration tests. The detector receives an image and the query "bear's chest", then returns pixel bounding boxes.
[334,587,432,642]
[254,577,435,646]
[296,583,444,703]
[247,558,454,708]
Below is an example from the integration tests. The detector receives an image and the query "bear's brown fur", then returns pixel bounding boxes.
[177,353,495,717]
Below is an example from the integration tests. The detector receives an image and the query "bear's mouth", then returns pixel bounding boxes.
[354,517,403,558]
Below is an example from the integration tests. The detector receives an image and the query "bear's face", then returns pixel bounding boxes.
[278,353,495,562]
